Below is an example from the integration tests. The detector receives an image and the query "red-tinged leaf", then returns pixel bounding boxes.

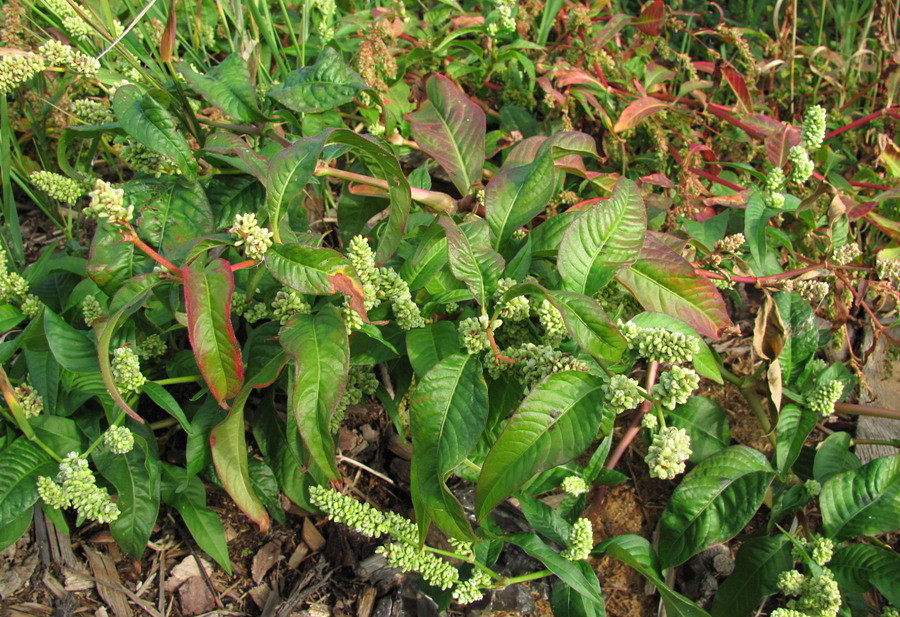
[615,231,732,340]
[203,132,268,180]
[265,243,368,321]
[184,257,244,407]
[210,389,269,531]
[740,114,785,139]
[722,67,753,112]
[866,211,900,243]
[438,217,504,307]
[555,69,605,89]
[613,97,669,133]
[847,201,874,220]
[280,307,348,482]
[640,173,675,188]
[702,191,749,208]
[159,0,176,64]
[634,0,665,36]
[407,75,485,196]
[765,125,801,167]
[593,14,632,47]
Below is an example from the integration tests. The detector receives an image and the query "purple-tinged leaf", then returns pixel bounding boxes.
[613,97,669,133]
[615,232,732,340]
[184,257,244,407]
[407,75,485,195]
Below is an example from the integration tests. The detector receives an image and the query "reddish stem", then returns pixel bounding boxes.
[121,225,181,276]
[230,260,260,271]
[824,107,900,139]
[695,263,825,284]
[587,361,659,525]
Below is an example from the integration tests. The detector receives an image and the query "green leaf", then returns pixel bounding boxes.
[210,388,270,531]
[407,75,486,195]
[475,372,606,520]
[0,508,32,552]
[248,460,284,524]
[160,463,232,574]
[813,432,861,483]
[668,397,730,463]
[183,257,244,407]
[410,354,487,541]
[506,533,605,608]
[266,128,410,261]
[280,307,349,482]
[42,309,98,373]
[773,292,817,383]
[267,47,368,113]
[630,312,722,384]
[0,438,56,528]
[551,577,604,617]
[592,535,710,617]
[399,223,448,290]
[775,404,816,476]
[112,85,197,180]
[265,243,368,320]
[506,283,626,364]
[86,222,154,296]
[438,217,504,307]
[129,176,214,261]
[406,322,461,378]
[530,211,578,258]
[558,177,647,294]
[830,543,900,606]
[142,382,192,434]
[658,446,774,568]
[710,535,792,617]
[94,436,160,558]
[616,231,732,340]
[485,146,556,250]
[178,55,265,123]
[744,192,779,275]
[820,454,900,540]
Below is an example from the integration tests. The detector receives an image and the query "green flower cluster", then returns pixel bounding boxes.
[800,105,827,152]
[652,366,700,410]
[40,0,93,39]
[715,233,746,254]
[271,289,311,324]
[137,334,167,360]
[460,315,499,355]
[0,249,29,305]
[493,342,587,390]
[20,294,42,318]
[776,568,842,617]
[795,280,829,304]
[645,426,692,479]
[378,542,460,589]
[452,569,492,605]
[602,374,643,414]
[36,40,99,76]
[765,167,787,209]
[831,242,861,266]
[240,301,270,323]
[81,294,103,326]
[37,453,120,523]
[561,517,593,561]
[111,346,146,392]
[807,380,843,416]
[620,322,700,364]
[118,140,178,176]
[332,365,379,432]
[641,412,659,430]
[86,179,132,224]
[804,479,821,497]
[310,485,391,537]
[71,99,114,125]
[15,380,43,418]
[494,278,530,322]
[875,258,900,285]
[882,607,900,617]
[561,476,589,496]
[787,147,813,184]
[536,298,567,346]
[30,171,83,205]
[347,235,424,329]
[103,425,135,454]
[0,52,44,95]
[486,0,516,37]
[230,213,273,260]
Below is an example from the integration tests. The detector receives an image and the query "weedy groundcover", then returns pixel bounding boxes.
[0,0,898,615]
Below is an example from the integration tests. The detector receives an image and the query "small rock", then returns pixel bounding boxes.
[178,576,216,616]
[492,584,535,615]
[166,556,213,593]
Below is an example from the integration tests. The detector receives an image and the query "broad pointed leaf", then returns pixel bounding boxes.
[558,177,646,294]
[267,48,368,113]
[407,75,485,195]
[93,436,160,558]
[613,97,669,133]
[658,446,774,568]
[438,218,504,307]
[87,222,154,296]
[210,389,269,531]
[184,257,244,407]
[475,372,606,520]
[830,543,900,606]
[112,85,197,180]
[280,307,349,482]
[668,397,730,463]
[0,438,56,529]
[410,354,487,541]
[130,176,214,261]
[506,533,605,608]
[406,322,461,378]
[178,55,265,123]
[710,535,792,617]
[616,231,731,340]
[775,404,816,476]
[820,454,900,540]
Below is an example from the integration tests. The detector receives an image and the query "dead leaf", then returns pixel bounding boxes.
[251,541,282,584]
[752,293,785,360]
[303,519,326,553]
[83,546,133,617]
[165,556,213,593]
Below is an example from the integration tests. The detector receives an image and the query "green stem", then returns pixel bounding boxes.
[742,385,776,447]
[460,458,482,473]
[85,411,126,457]
[153,375,201,386]
[500,569,554,586]
[834,402,900,421]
